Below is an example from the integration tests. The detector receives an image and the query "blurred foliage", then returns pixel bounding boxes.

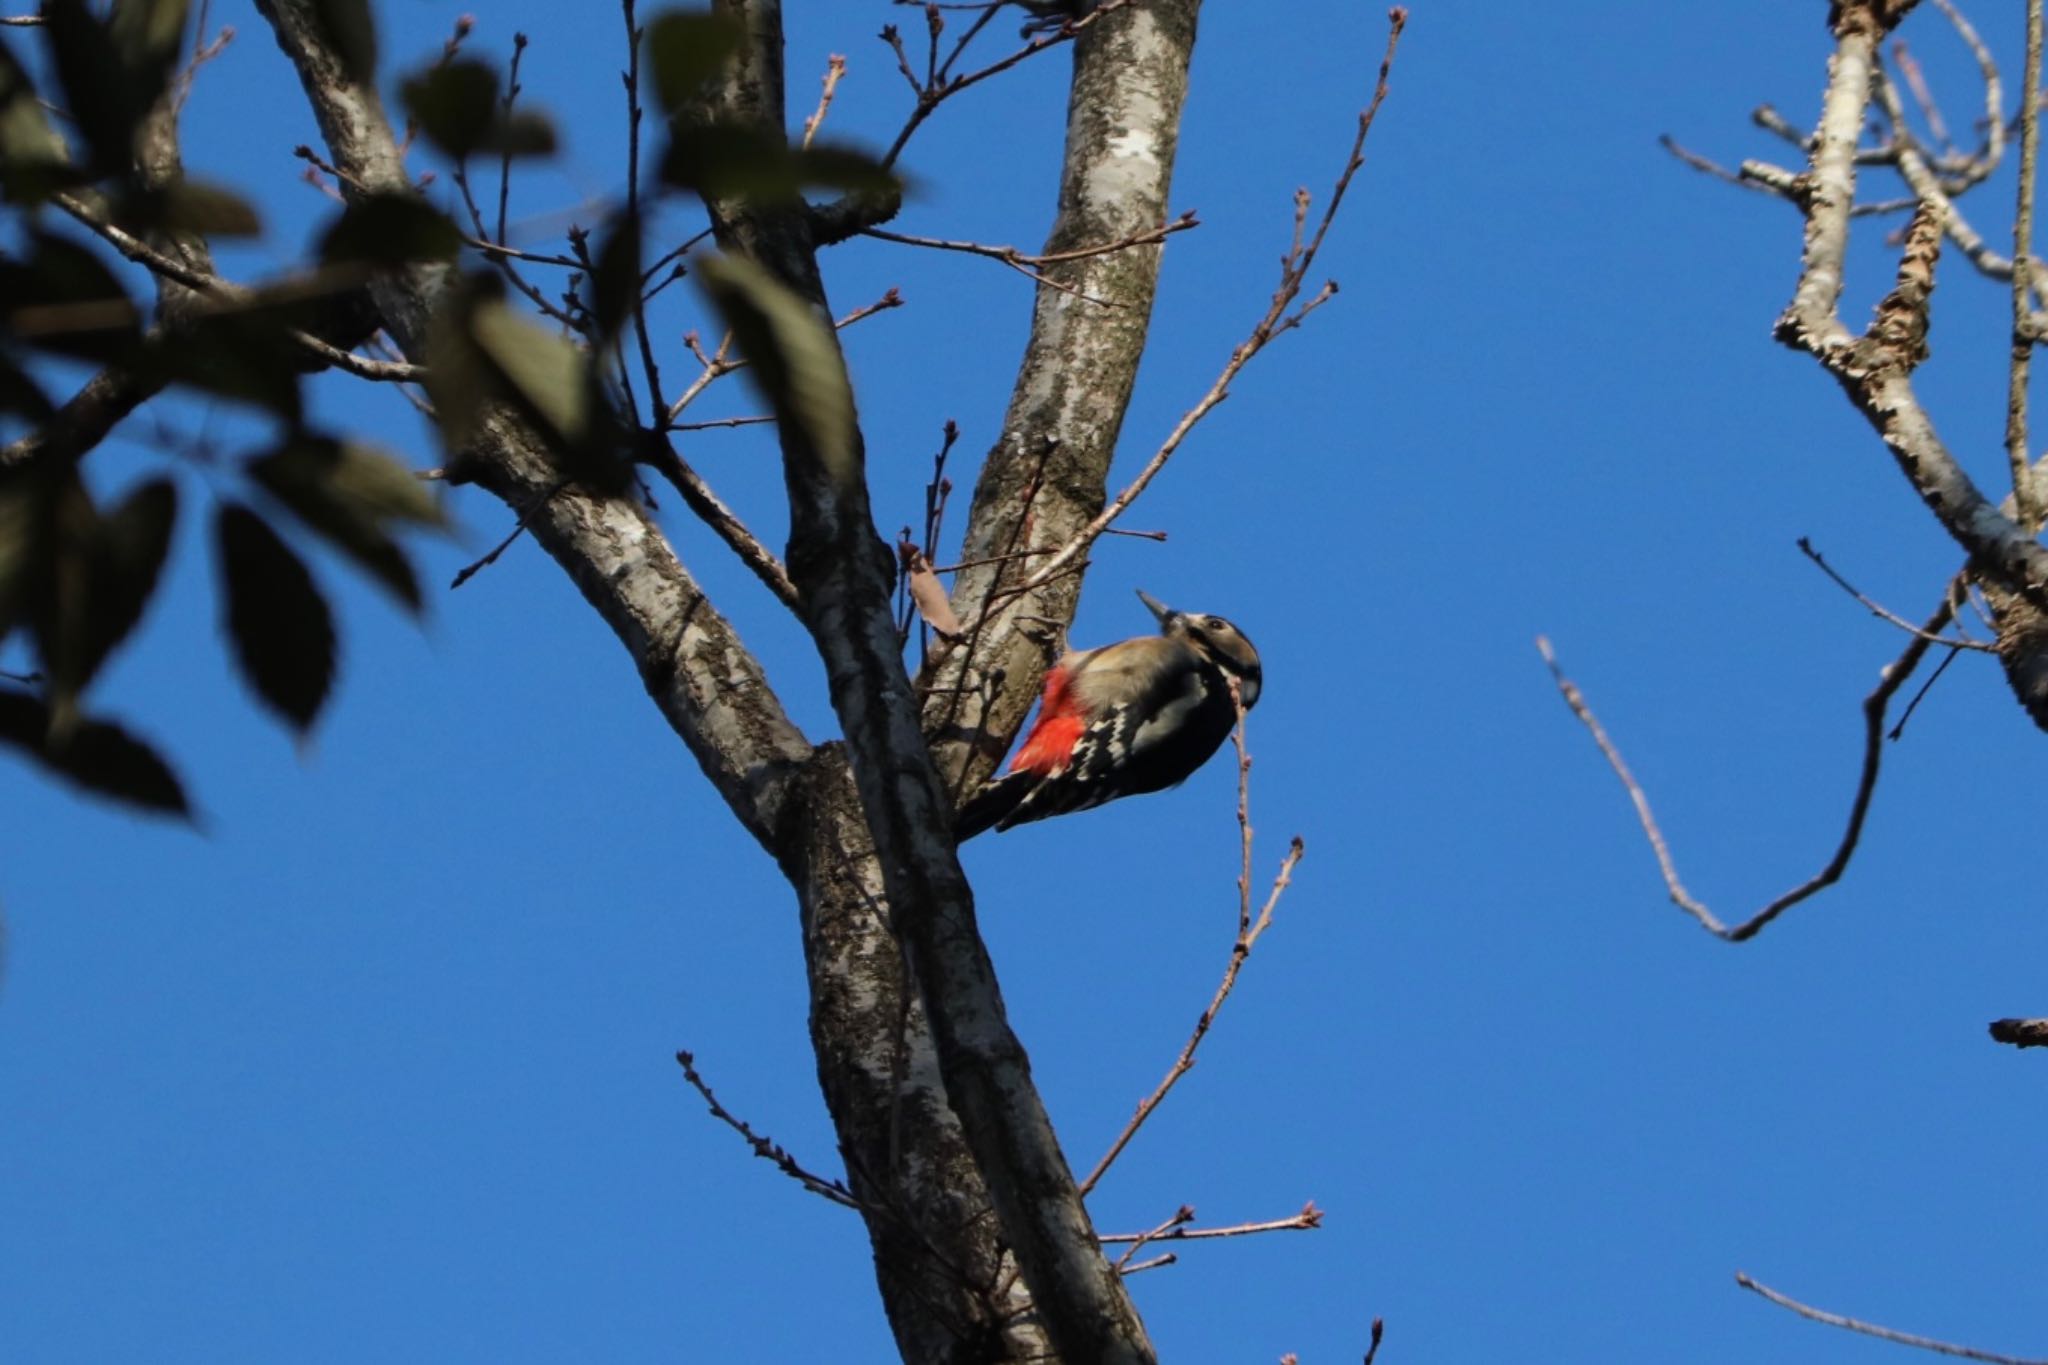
[0,2,897,816]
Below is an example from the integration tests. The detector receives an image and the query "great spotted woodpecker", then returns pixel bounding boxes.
[954,590,1262,839]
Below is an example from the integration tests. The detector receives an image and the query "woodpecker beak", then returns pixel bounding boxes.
[1136,589,1174,626]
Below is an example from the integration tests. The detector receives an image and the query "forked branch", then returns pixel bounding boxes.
[1537,611,1946,942]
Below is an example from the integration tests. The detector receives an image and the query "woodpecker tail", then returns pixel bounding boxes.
[953,771,1038,841]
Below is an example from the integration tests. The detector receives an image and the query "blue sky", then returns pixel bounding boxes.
[8,1,2048,1361]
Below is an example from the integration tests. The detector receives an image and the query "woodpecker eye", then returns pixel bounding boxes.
[1205,615,1228,632]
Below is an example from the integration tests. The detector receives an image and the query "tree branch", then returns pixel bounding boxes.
[696,1,1153,1357]
[1737,1272,2048,1364]
[1537,613,1944,942]
[918,0,1207,802]
[1772,5,2048,610]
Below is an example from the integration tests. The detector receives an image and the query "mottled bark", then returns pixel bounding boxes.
[697,4,1155,1360]
[1776,4,2048,612]
[251,0,1190,1357]
[922,1,1204,797]
[251,0,1225,1355]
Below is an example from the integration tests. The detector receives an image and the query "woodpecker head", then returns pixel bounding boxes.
[1137,589,1262,708]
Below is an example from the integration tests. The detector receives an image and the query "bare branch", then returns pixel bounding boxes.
[800,53,847,149]
[1768,10,2048,606]
[1108,1204,1192,1272]
[1893,39,1954,151]
[641,439,801,610]
[1001,8,1405,606]
[1797,537,1995,649]
[1099,1203,1323,1246]
[1081,687,1306,1194]
[1537,610,1947,941]
[1737,1272,2048,1365]
[1929,0,2004,187]
[675,1050,863,1210]
[878,0,1137,169]
[2009,0,2046,528]
[695,2,1152,1356]
[861,211,1199,300]
[1660,133,1786,197]
[664,289,902,422]
[45,193,423,382]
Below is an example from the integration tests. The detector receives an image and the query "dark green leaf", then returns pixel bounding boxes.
[119,178,263,239]
[156,180,261,237]
[248,436,442,611]
[0,229,144,364]
[215,503,336,734]
[468,297,590,447]
[0,688,191,817]
[19,476,175,726]
[400,60,499,160]
[75,478,176,684]
[108,0,191,73]
[588,208,641,343]
[26,470,97,729]
[488,111,557,158]
[0,38,72,204]
[660,124,898,203]
[400,60,555,161]
[695,252,858,483]
[140,311,304,419]
[40,0,163,177]
[0,460,61,642]
[421,281,494,450]
[422,275,628,491]
[318,192,462,265]
[309,0,377,85]
[644,11,743,113]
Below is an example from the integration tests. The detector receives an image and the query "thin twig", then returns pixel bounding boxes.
[1929,0,2004,190]
[1109,1205,1192,1271]
[1537,609,1946,942]
[47,193,427,382]
[642,439,801,609]
[1000,9,1404,607]
[496,33,528,249]
[1078,683,1306,1195]
[622,0,670,422]
[862,211,1197,283]
[1112,1252,1177,1277]
[1894,40,1954,153]
[673,414,773,432]
[1796,537,1994,649]
[1098,1203,1322,1246]
[1736,1273,2048,1365]
[878,0,1135,168]
[801,53,847,149]
[450,483,566,589]
[1660,134,1785,196]
[675,1050,864,1211]
[664,289,902,422]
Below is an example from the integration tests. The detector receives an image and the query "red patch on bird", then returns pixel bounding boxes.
[1013,717,1083,774]
[1010,664,1082,775]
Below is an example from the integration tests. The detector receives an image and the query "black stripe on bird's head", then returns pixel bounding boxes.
[1136,589,1263,708]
